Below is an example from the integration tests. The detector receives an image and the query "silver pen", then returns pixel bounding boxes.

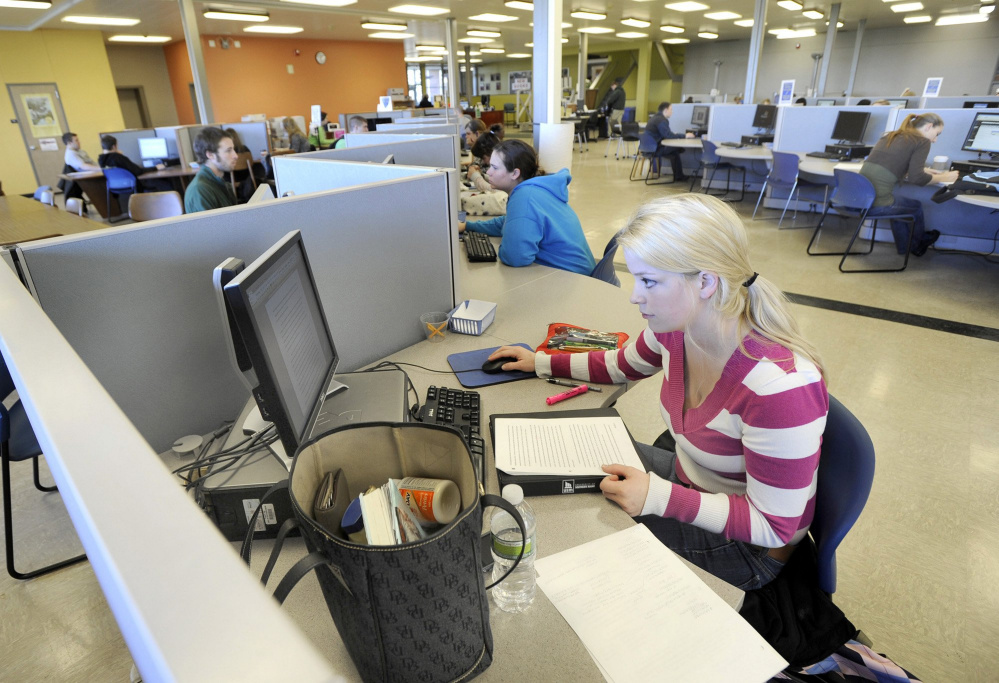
[547,378,602,393]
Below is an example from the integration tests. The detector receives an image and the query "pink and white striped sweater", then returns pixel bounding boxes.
[536,328,828,548]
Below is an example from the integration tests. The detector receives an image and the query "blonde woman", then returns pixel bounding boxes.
[488,194,828,590]
[282,117,310,154]
[860,112,958,256]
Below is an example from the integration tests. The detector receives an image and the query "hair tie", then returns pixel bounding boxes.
[742,272,758,288]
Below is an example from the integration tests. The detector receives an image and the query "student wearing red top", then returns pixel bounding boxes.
[490,194,829,590]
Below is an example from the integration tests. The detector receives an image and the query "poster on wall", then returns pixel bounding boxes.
[20,94,62,138]
[922,77,943,97]
[778,80,795,106]
[510,70,532,93]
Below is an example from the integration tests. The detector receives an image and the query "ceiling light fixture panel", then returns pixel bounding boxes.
[616,32,649,38]
[704,11,740,20]
[890,2,924,12]
[368,31,415,38]
[734,19,754,26]
[505,0,533,9]
[570,9,607,19]
[664,2,708,11]
[697,31,718,38]
[776,0,803,10]
[361,21,409,30]
[388,5,449,16]
[903,15,931,23]
[660,24,685,33]
[662,37,691,43]
[281,0,357,6]
[578,27,614,33]
[935,12,988,23]
[467,29,501,37]
[0,0,52,7]
[63,15,141,26]
[802,10,823,19]
[467,13,518,21]
[108,35,171,43]
[621,18,652,27]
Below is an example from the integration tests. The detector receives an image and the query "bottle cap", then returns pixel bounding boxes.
[501,484,524,506]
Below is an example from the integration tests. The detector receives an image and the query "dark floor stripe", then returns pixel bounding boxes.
[785,292,999,342]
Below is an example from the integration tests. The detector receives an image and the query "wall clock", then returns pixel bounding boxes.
[316,51,327,65]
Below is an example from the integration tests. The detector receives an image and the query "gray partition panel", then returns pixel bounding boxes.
[274,158,437,197]
[707,104,758,143]
[98,128,154,167]
[153,126,181,159]
[374,123,459,136]
[221,121,270,159]
[303,136,460,169]
[18,175,456,452]
[774,106,892,152]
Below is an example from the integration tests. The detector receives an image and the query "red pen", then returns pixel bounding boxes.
[546,384,589,405]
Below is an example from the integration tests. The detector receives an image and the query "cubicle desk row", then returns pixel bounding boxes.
[60,167,198,219]
[0,194,103,245]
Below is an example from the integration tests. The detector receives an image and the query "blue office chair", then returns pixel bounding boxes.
[621,106,636,124]
[806,169,916,273]
[700,139,746,202]
[103,166,137,224]
[590,233,621,287]
[751,151,829,229]
[1,357,87,580]
[811,395,876,594]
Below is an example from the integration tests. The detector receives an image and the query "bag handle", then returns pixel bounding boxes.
[260,517,300,587]
[481,493,526,590]
[272,552,329,605]
[240,479,290,566]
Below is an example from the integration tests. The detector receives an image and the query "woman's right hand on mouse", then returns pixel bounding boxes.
[488,346,536,373]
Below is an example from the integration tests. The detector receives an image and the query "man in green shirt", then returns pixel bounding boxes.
[308,110,335,149]
[184,128,238,214]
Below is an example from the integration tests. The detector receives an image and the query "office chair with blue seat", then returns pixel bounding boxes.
[700,139,746,202]
[1,357,87,580]
[103,166,137,224]
[590,232,622,287]
[630,131,661,182]
[752,151,829,229]
[811,394,876,594]
[806,169,915,273]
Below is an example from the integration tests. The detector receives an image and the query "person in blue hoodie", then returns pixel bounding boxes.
[461,140,596,275]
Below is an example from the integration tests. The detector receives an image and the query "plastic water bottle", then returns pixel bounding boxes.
[490,484,537,613]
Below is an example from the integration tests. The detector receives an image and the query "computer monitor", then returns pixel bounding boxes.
[138,137,168,161]
[961,112,999,154]
[752,104,777,129]
[223,231,339,454]
[480,94,491,107]
[831,111,871,144]
[691,105,710,127]
[212,258,255,394]
[815,99,836,107]
[963,101,999,109]
[884,99,908,107]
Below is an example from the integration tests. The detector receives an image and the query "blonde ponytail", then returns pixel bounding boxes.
[617,194,825,376]
[883,112,943,148]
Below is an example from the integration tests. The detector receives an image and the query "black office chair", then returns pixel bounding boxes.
[1,357,87,580]
[608,121,640,160]
[503,103,516,126]
[103,166,137,224]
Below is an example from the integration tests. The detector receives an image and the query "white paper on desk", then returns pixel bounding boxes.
[493,416,645,476]
[535,525,787,683]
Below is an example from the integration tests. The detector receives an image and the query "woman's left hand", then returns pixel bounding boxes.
[599,465,650,516]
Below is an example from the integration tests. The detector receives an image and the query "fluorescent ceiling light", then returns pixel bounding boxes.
[660,24,685,33]
[369,31,415,38]
[468,13,518,21]
[777,0,803,9]
[734,19,754,26]
[0,0,51,7]
[935,12,988,24]
[480,47,506,53]
[389,5,449,16]
[662,37,691,44]
[664,2,708,11]
[704,11,740,20]
[63,15,141,26]
[570,10,607,19]
[578,27,614,33]
[203,10,268,22]
[245,25,305,33]
[903,15,931,22]
[890,2,923,12]
[416,44,446,50]
[361,21,408,30]
[405,56,442,61]
[767,28,790,34]
[621,18,652,27]
[458,36,495,43]
[802,10,823,19]
[528,21,572,27]
[505,0,533,9]
[697,31,718,39]
[617,32,649,38]
[108,35,171,43]
[281,0,356,5]
[467,29,501,37]
[775,28,816,38]
[507,53,531,58]
[470,58,483,63]
[825,20,844,27]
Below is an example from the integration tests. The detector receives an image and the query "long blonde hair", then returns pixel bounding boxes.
[617,194,824,376]
[883,112,942,148]
[282,116,305,138]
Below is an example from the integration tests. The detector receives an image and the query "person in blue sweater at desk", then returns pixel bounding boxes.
[460,140,596,275]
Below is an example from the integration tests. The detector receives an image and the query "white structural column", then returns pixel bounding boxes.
[533,0,563,127]
[178,0,214,123]
[577,32,589,109]
[817,3,840,96]
[445,18,460,109]
[845,18,866,97]
[743,0,768,103]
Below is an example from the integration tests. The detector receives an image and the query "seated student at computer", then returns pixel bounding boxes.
[184,128,238,214]
[462,132,506,216]
[859,112,958,256]
[282,117,310,154]
[334,116,368,149]
[488,193,828,590]
[645,102,696,182]
[98,135,172,193]
[461,140,595,275]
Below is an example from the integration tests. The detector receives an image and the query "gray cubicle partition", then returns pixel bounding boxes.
[97,127,154,164]
[302,134,461,170]
[371,123,460,136]
[917,96,999,110]
[16,173,458,452]
[773,106,894,152]
[220,120,271,158]
[153,125,182,159]
[273,157,439,197]
[706,104,758,143]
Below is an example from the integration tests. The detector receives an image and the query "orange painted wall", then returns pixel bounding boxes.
[163,37,406,125]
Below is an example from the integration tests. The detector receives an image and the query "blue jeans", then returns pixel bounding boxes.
[635,443,786,591]
[866,195,924,255]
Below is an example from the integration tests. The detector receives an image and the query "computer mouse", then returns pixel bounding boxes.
[481,356,519,374]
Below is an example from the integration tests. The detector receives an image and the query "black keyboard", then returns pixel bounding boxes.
[719,141,745,148]
[463,232,497,262]
[420,386,486,485]
[806,151,847,160]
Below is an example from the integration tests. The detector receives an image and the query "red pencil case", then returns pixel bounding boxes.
[536,322,629,356]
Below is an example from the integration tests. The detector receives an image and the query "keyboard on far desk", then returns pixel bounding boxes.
[463,231,497,262]
[806,151,848,161]
[719,141,746,148]
[420,385,486,485]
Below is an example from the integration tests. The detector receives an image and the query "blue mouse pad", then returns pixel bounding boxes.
[447,343,536,388]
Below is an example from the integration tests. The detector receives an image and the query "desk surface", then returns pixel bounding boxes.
[0,195,104,246]
[664,137,702,149]
[62,165,198,182]
[714,144,772,160]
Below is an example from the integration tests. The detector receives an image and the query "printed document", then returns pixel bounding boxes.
[535,525,787,683]
[493,416,645,476]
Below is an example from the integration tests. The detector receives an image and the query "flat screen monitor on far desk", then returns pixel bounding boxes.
[138,137,169,167]
[961,112,999,157]
[831,111,870,145]
[815,99,836,107]
[751,104,777,130]
[884,99,908,107]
